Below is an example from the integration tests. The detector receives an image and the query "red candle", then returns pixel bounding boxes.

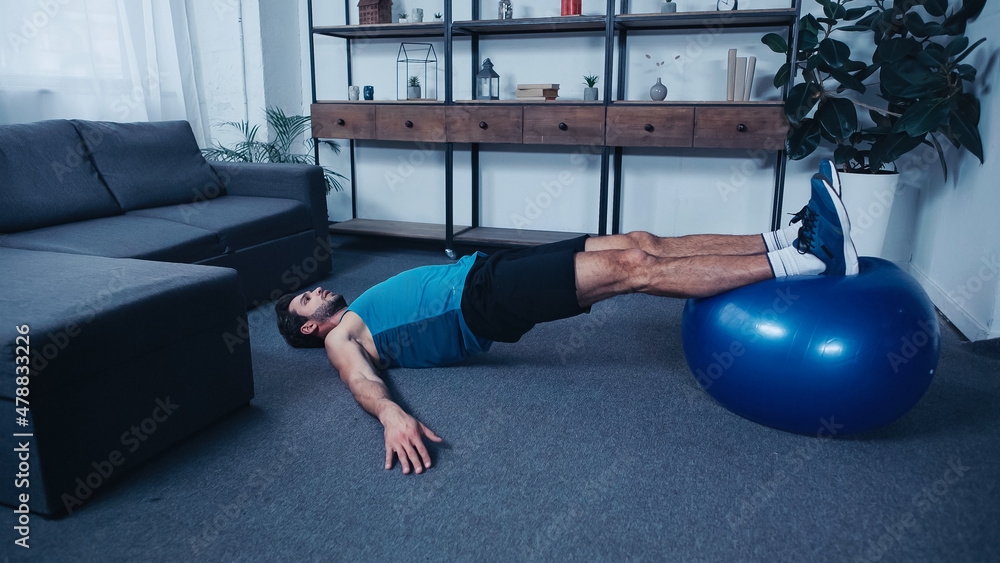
[561,0,581,16]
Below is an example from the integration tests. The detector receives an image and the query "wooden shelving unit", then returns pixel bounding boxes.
[328,219,470,241]
[308,1,802,255]
[312,22,445,39]
[454,226,587,247]
[452,15,608,34]
[615,8,798,30]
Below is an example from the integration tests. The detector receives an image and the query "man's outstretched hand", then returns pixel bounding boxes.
[380,406,442,474]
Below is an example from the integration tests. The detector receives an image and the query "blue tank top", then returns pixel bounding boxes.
[346,253,493,368]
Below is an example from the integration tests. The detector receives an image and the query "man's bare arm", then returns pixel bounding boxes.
[326,333,442,474]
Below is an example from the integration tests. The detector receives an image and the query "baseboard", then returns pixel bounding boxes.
[909,262,991,342]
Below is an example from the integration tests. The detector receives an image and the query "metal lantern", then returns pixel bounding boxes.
[476,58,500,100]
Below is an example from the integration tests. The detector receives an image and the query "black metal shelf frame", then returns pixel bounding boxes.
[463,2,615,241]
[308,1,802,252]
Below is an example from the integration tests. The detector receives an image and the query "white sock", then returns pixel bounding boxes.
[761,225,802,252]
[767,246,825,277]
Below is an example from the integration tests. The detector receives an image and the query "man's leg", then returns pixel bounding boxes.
[574,249,772,307]
[584,230,770,257]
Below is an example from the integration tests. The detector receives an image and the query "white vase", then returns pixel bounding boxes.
[839,171,900,258]
[410,8,423,22]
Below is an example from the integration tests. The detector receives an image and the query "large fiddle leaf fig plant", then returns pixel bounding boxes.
[763,0,986,178]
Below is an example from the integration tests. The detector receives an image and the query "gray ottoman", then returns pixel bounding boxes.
[0,248,254,517]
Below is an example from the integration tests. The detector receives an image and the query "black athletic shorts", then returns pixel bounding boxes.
[460,235,591,343]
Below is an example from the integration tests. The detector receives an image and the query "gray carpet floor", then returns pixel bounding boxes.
[11,236,1000,562]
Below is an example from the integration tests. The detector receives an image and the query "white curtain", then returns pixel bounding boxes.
[0,0,209,145]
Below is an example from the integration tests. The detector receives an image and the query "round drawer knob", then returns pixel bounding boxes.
[479,121,488,130]
[644,123,654,132]
[337,119,345,126]
[405,120,414,128]
[558,122,568,131]
[736,123,748,132]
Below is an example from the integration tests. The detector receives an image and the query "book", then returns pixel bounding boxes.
[743,56,756,101]
[517,83,559,90]
[727,49,737,101]
[734,56,747,102]
[515,96,558,101]
[516,88,559,97]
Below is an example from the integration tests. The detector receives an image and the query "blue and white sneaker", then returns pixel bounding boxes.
[794,173,859,276]
[818,159,849,231]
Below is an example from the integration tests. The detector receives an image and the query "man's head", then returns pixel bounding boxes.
[275,287,348,348]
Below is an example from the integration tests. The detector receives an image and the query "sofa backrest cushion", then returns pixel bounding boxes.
[72,120,226,211]
[0,120,123,233]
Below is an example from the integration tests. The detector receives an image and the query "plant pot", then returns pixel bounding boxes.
[583,87,599,101]
[839,171,900,258]
[649,78,667,101]
[407,86,421,100]
[661,2,677,13]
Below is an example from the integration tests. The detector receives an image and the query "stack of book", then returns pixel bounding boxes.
[726,49,756,102]
[516,83,559,101]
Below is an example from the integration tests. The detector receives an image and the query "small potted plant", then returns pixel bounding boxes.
[434,12,443,22]
[583,74,599,101]
[397,12,407,23]
[407,76,421,99]
[661,0,677,13]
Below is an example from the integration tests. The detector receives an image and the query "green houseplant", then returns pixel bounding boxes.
[407,76,421,99]
[203,107,347,194]
[763,0,986,179]
[583,74,599,100]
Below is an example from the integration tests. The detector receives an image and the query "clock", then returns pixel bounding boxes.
[717,0,738,10]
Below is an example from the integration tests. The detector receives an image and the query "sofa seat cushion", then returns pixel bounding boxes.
[0,247,246,398]
[127,195,312,251]
[72,120,226,211]
[0,215,225,263]
[0,120,123,232]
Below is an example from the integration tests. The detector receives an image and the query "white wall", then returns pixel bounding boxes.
[905,2,1000,341]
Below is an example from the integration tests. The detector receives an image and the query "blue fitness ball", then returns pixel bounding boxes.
[681,257,939,436]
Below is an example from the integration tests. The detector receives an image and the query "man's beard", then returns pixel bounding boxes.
[312,294,348,322]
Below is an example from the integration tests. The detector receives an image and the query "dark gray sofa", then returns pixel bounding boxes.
[0,119,331,517]
[0,119,332,306]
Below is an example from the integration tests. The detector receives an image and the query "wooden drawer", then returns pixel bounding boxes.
[693,106,787,150]
[311,103,375,140]
[446,106,523,144]
[375,105,447,142]
[605,106,694,148]
[522,105,605,146]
